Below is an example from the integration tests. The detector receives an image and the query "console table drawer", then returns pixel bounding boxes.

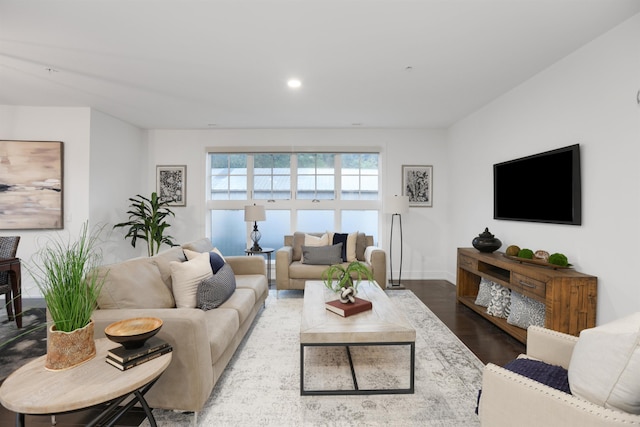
[458,255,477,271]
[511,273,546,300]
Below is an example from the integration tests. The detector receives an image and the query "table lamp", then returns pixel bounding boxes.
[383,195,409,288]
[244,204,266,251]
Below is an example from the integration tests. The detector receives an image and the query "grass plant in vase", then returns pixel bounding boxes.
[322,261,373,303]
[30,221,105,370]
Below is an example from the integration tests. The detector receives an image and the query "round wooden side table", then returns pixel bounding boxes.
[0,338,172,427]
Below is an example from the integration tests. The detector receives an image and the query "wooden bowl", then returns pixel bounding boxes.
[104,317,163,349]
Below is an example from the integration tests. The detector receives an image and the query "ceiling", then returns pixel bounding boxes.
[1,0,639,130]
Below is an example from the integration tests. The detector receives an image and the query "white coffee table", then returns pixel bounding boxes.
[300,281,416,395]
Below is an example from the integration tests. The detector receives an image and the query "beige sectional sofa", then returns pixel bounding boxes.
[275,232,387,291]
[91,238,268,414]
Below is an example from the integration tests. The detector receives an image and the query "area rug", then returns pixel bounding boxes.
[0,307,47,381]
[144,290,485,426]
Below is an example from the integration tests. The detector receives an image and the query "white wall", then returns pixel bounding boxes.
[0,106,92,297]
[447,14,640,324]
[0,106,146,297]
[89,110,147,263]
[146,128,450,280]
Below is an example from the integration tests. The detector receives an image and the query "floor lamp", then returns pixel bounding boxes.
[384,195,409,289]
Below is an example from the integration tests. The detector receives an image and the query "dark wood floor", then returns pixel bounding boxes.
[0,280,524,426]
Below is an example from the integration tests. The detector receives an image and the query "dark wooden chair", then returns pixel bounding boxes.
[0,236,20,321]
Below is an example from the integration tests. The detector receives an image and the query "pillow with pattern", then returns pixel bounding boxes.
[474,277,494,307]
[486,282,511,319]
[196,263,236,310]
[507,291,545,329]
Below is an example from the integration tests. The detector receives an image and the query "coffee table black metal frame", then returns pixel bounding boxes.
[300,341,415,396]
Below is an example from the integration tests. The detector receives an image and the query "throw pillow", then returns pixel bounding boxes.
[486,282,511,319]
[197,263,236,310]
[507,291,545,329]
[503,358,570,394]
[329,231,358,262]
[474,277,494,307]
[301,243,343,265]
[184,248,226,274]
[568,312,640,414]
[170,252,213,308]
[332,233,349,262]
[301,233,329,262]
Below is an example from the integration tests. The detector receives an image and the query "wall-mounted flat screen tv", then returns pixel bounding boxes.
[493,144,581,225]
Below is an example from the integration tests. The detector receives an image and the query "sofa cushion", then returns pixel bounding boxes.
[507,291,545,329]
[355,232,367,261]
[181,237,215,253]
[184,247,226,273]
[289,261,343,280]
[197,263,236,310]
[568,312,640,414]
[96,257,175,309]
[218,288,256,325]
[170,251,213,308]
[152,246,187,290]
[301,243,343,265]
[235,274,268,302]
[292,232,327,261]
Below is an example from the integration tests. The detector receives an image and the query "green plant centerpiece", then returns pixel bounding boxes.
[113,192,177,256]
[322,261,373,303]
[29,221,105,370]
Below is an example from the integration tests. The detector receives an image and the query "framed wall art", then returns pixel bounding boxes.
[156,165,187,207]
[0,140,64,229]
[402,165,433,207]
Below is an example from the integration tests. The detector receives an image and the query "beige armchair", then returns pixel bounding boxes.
[276,232,386,291]
[479,326,640,426]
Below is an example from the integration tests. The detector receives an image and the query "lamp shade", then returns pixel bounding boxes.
[383,195,409,215]
[244,204,266,222]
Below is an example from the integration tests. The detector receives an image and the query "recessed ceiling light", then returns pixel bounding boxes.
[287,79,302,89]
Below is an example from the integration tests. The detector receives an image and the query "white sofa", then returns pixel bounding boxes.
[91,238,268,414]
[479,325,640,426]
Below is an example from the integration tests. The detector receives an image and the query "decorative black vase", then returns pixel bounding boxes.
[472,227,502,253]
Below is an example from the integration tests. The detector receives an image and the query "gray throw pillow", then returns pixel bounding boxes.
[474,277,494,307]
[507,291,545,329]
[301,243,343,265]
[196,263,236,310]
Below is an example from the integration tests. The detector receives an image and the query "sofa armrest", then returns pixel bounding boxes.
[92,308,214,412]
[276,246,293,289]
[479,363,640,426]
[364,246,387,288]
[526,326,578,369]
[225,255,266,276]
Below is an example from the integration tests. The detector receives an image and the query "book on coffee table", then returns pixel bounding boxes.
[325,297,372,317]
[106,345,173,371]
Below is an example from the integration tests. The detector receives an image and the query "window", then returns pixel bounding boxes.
[207,149,380,255]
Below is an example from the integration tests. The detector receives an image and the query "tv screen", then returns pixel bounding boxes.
[493,144,581,225]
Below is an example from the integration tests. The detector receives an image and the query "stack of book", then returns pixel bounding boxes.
[106,337,172,371]
[325,297,372,317]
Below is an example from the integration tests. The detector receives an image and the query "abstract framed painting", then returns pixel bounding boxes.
[156,165,187,207]
[0,140,64,229]
[402,165,433,207]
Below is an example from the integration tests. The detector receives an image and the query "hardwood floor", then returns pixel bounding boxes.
[0,280,523,426]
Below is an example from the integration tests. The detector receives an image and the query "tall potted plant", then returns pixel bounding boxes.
[30,221,105,370]
[113,192,177,256]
